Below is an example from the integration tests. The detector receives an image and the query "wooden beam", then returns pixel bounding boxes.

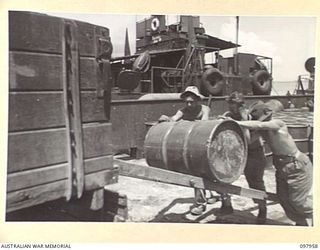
[115,159,278,202]
[62,20,84,199]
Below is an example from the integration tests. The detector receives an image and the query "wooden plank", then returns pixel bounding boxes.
[7,168,118,213]
[8,123,113,173]
[9,11,110,56]
[7,154,113,193]
[9,52,62,90]
[77,21,110,57]
[115,159,279,202]
[80,91,109,123]
[8,128,67,173]
[9,92,65,131]
[82,123,113,158]
[9,92,107,131]
[84,168,118,190]
[9,11,61,53]
[9,51,98,90]
[7,163,67,192]
[62,19,84,199]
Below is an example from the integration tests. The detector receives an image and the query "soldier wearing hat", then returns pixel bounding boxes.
[221,91,267,223]
[236,102,313,226]
[158,86,217,215]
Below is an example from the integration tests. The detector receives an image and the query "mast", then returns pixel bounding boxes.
[234,16,239,75]
[124,28,131,56]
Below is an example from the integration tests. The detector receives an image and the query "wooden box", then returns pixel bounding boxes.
[8,11,117,213]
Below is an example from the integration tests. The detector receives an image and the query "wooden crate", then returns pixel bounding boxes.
[7,11,117,213]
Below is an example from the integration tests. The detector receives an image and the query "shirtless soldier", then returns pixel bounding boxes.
[236,102,313,226]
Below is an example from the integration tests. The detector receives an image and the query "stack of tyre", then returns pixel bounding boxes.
[200,66,272,96]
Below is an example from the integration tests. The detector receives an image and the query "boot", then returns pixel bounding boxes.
[190,204,206,215]
[207,196,218,204]
[219,194,234,214]
[207,191,219,204]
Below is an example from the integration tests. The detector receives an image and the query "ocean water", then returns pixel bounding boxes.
[271,81,299,95]
[271,80,311,95]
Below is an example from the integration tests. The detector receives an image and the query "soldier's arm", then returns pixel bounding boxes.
[201,105,210,121]
[237,119,284,130]
[239,106,249,121]
[170,110,183,122]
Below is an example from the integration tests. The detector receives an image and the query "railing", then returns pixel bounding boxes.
[147,45,220,93]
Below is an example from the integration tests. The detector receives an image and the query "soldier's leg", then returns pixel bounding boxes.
[218,192,234,214]
[244,147,267,223]
[275,154,313,226]
[190,188,207,215]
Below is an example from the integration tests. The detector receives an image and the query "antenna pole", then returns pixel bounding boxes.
[234,16,239,75]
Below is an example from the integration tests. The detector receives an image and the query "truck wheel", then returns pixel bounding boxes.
[251,70,272,95]
[201,68,224,96]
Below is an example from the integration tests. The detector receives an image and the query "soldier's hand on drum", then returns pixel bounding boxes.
[217,115,227,120]
[158,115,170,123]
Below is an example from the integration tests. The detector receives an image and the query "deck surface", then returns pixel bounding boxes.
[107,159,294,225]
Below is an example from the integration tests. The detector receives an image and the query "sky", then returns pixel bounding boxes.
[46,12,316,82]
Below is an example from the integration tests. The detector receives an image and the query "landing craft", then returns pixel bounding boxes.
[111,15,274,98]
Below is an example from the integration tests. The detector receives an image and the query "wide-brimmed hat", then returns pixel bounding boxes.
[249,102,273,121]
[180,86,204,100]
[225,91,244,104]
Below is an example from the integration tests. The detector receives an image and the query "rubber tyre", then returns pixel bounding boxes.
[251,70,272,95]
[201,68,224,96]
[132,51,151,73]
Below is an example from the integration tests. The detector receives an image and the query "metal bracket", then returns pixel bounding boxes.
[62,20,85,200]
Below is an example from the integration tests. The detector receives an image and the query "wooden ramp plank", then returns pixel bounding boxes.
[114,159,278,202]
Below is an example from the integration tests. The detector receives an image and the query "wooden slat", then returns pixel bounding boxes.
[7,163,67,192]
[9,51,98,91]
[9,92,65,131]
[8,128,67,173]
[9,11,61,53]
[6,168,118,213]
[62,19,84,199]
[82,123,113,158]
[8,123,113,173]
[7,155,113,192]
[9,11,110,56]
[115,159,279,202]
[7,180,67,213]
[9,92,107,131]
